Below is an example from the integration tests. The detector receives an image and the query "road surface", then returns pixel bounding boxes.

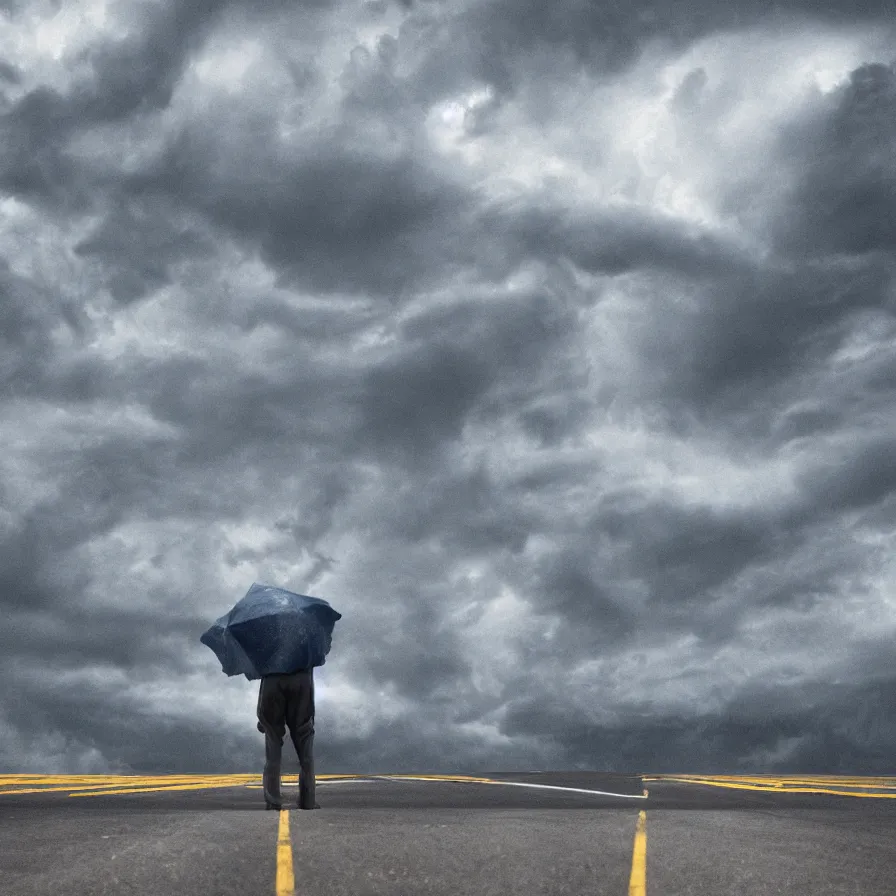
[2,771,895,895]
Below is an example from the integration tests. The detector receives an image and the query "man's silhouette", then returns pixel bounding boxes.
[256,668,319,810]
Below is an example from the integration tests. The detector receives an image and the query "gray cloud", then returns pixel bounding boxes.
[1,0,895,777]
[128,126,476,298]
[772,61,896,256]
[0,59,20,84]
[73,197,217,303]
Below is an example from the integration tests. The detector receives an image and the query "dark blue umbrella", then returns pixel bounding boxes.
[201,582,342,680]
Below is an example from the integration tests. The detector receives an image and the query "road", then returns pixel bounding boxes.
[2,771,895,895]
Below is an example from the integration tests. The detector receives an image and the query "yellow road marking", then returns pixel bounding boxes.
[628,810,646,896]
[276,809,295,896]
[0,774,358,785]
[0,774,362,797]
[12,772,896,802]
[1,783,239,797]
[69,782,261,797]
[642,775,896,787]
[644,775,896,798]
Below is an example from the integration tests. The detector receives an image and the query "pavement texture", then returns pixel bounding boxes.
[2,771,896,895]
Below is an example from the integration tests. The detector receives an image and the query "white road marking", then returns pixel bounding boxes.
[369,776,648,799]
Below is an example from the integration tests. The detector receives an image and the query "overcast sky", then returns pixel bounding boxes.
[2,0,895,777]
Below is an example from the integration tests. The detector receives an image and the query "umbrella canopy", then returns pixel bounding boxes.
[200,582,342,680]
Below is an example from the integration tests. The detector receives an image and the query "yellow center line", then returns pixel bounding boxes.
[276,809,295,896]
[628,810,646,896]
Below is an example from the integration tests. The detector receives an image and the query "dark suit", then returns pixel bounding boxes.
[256,668,316,809]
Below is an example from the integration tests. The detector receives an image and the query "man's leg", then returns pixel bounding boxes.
[293,718,316,809]
[257,676,287,808]
[261,726,285,807]
[284,670,317,809]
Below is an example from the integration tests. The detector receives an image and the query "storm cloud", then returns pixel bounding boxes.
[1,0,895,775]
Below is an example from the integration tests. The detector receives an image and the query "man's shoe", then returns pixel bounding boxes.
[265,801,283,810]
[299,802,321,810]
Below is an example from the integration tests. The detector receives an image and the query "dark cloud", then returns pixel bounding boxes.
[772,62,896,256]
[0,87,80,204]
[73,197,216,303]
[0,0,895,776]
[536,552,639,646]
[793,434,896,520]
[499,673,896,775]
[342,283,582,466]
[616,256,895,428]
[483,197,749,280]
[433,0,894,100]
[595,501,780,606]
[0,258,92,400]
[73,0,231,122]
[0,0,228,204]
[0,59,20,84]
[372,461,535,556]
[129,130,475,298]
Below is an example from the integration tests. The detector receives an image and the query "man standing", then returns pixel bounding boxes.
[256,668,320,810]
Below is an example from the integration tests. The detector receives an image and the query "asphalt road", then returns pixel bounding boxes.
[2,771,895,895]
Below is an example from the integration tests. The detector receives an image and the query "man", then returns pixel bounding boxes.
[256,668,320,810]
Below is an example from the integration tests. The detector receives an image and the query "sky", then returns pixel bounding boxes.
[1,0,895,777]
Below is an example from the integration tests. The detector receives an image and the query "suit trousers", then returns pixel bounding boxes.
[256,669,315,808]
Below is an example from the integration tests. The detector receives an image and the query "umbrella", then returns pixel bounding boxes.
[200,582,342,680]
